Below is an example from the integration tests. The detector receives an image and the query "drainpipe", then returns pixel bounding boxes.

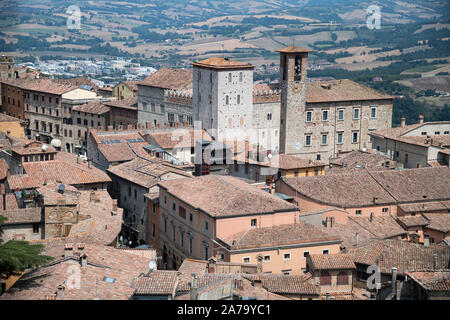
[390,267,397,300]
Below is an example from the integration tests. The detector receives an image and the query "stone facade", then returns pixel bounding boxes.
[137,85,192,129]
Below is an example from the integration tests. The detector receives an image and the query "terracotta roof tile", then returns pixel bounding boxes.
[107,157,191,189]
[224,221,340,250]
[1,244,150,300]
[406,270,450,291]
[347,239,450,275]
[193,57,254,70]
[7,152,111,190]
[159,175,298,218]
[138,68,192,90]
[308,254,356,270]
[134,271,178,296]
[145,129,213,149]
[72,100,110,115]
[423,213,450,233]
[104,97,138,110]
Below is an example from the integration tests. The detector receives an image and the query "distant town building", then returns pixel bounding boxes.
[370,116,450,168]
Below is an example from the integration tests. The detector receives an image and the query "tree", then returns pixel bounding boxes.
[0,215,53,278]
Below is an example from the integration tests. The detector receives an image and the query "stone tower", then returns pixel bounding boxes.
[192,57,254,141]
[277,46,312,155]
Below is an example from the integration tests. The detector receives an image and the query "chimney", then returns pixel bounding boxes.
[112,199,118,212]
[127,124,133,130]
[89,191,96,202]
[324,217,328,228]
[418,115,424,124]
[156,124,161,129]
[118,125,123,131]
[137,123,142,130]
[189,274,198,300]
[76,155,80,164]
[145,122,151,130]
[433,253,437,270]
[424,237,430,247]
[107,125,113,131]
[390,267,397,299]
[97,126,103,132]
[355,233,359,246]
[64,244,74,257]
[80,253,88,267]
[88,159,92,169]
[330,217,334,228]
[400,118,406,127]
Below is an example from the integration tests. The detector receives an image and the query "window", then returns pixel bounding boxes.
[316,154,321,161]
[152,203,156,214]
[353,108,360,120]
[225,95,229,105]
[382,208,388,213]
[267,113,272,121]
[337,271,348,285]
[444,131,449,135]
[237,95,241,105]
[172,224,176,242]
[164,195,167,204]
[264,255,271,262]
[356,210,362,215]
[421,132,427,135]
[134,189,137,199]
[337,132,343,144]
[321,134,328,145]
[405,153,409,163]
[323,249,329,255]
[179,206,186,219]
[243,257,250,264]
[303,251,309,258]
[189,236,193,254]
[338,109,344,121]
[306,111,312,122]
[33,224,39,234]
[172,202,176,212]
[251,219,257,227]
[320,271,331,285]
[228,73,232,83]
[282,270,291,275]
[305,135,311,147]
[322,110,328,121]
[371,107,377,118]
[239,72,243,82]
[352,132,358,143]
[283,253,291,260]
[189,213,193,222]
[205,221,209,231]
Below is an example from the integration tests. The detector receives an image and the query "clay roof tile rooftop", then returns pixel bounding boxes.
[138,68,192,90]
[159,175,298,218]
[193,57,254,70]
[308,254,356,270]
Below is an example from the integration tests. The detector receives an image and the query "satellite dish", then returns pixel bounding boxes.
[148,260,156,271]
[42,144,48,151]
[267,153,272,159]
[294,142,301,150]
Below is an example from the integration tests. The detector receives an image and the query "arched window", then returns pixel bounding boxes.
[239,72,243,82]
[225,95,229,105]
[337,271,348,285]
[228,73,232,83]
[237,95,241,105]
[320,271,331,285]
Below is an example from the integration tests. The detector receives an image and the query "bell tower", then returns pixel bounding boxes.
[277,46,312,155]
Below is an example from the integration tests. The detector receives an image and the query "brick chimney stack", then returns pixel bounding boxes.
[400,118,406,127]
